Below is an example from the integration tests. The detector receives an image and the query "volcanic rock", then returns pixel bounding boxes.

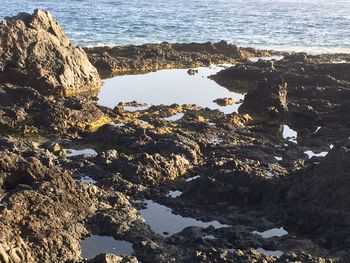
[0,9,101,95]
[239,76,288,116]
[213,97,235,106]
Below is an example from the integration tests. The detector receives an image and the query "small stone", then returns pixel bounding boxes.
[213,98,235,106]
[187,69,199,75]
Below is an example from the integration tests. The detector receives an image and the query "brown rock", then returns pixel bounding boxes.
[213,97,235,106]
[0,9,101,95]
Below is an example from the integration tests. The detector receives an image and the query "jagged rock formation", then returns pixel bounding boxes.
[239,76,288,116]
[0,9,101,95]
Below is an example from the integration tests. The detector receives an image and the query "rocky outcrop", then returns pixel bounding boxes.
[210,54,350,142]
[239,76,288,116]
[278,140,350,249]
[0,9,101,95]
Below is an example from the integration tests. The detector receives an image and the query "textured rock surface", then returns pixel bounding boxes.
[84,41,285,77]
[239,76,288,116]
[280,140,350,247]
[1,21,350,261]
[0,9,101,95]
[0,83,109,137]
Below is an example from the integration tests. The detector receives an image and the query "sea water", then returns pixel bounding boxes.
[1,0,350,53]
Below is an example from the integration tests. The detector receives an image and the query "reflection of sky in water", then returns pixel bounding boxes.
[66,148,97,157]
[253,227,288,238]
[98,67,244,114]
[305,150,328,158]
[167,190,182,198]
[282,125,297,143]
[257,248,284,258]
[81,235,134,259]
[139,200,229,236]
[165,113,185,121]
[79,175,97,184]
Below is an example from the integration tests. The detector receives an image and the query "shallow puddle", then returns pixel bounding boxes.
[282,125,297,143]
[98,66,244,114]
[139,200,229,236]
[165,113,185,122]
[124,105,150,112]
[66,148,97,157]
[305,150,328,158]
[266,172,274,177]
[167,190,182,198]
[185,175,201,182]
[257,248,284,258]
[110,122,126,127]
[249,56,284,62]
[79,175,97,184]
[253,227,288,238]
[274,156,283,161]
[81,235,134,259]
[140,120,150,126]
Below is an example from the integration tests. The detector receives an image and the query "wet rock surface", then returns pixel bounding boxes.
[0,9,101,95]
[1,10,350,263]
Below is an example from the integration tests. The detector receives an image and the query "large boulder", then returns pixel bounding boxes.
[0,9,101,95]
[239,76,288,116]
[279,140,350,248]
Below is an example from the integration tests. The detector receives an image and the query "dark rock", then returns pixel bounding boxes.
[239,76,288,116]
[289,104,320,124]
[281,139,350,247]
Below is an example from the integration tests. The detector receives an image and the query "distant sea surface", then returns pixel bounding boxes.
[2,0,350,53]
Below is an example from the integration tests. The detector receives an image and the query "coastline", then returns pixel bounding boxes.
[1,9,350,263]
[82,41,350,56]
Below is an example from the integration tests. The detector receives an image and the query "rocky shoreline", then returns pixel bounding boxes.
[1,9,350,263]
[83,42,286,78]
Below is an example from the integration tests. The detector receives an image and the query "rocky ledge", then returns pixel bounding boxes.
[0,9,350,263]
[84,41,285,77]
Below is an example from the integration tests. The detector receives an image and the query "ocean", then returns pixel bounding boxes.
[1,0,350,53]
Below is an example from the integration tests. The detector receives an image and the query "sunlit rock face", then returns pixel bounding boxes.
[0,9,101,95]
